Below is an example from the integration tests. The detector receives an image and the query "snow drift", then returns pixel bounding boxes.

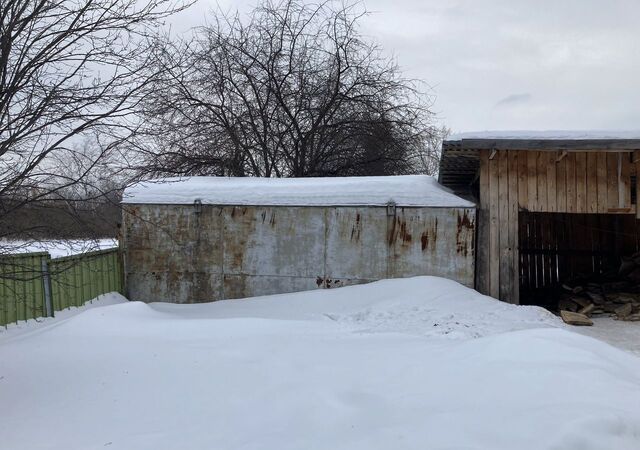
[1,277,639,450]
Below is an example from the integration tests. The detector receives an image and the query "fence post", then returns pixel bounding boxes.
[41,256,54,318]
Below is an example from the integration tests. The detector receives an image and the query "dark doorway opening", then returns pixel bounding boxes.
[518,212,640,310]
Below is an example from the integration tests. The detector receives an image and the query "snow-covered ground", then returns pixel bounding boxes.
[573,317,640,356]
[0,238,118,258]
[1,277,640,450]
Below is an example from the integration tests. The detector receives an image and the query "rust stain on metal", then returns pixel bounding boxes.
[388,218,412,246]
[399,221,412,244]
[387,216,397,246]
[455,210,475,256]
[421,232,429,251]
[315,277,343,288]
[432,217,438,246]
[350,213,362,242]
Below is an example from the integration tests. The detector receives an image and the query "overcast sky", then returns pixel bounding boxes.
[169,0,640,134]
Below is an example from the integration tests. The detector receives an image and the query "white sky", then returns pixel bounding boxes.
[167,0,640,134]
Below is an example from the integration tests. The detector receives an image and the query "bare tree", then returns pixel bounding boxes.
[138,0,439,178]
[0,0,190,251]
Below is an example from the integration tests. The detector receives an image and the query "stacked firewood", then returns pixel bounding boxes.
[558,253,640,325]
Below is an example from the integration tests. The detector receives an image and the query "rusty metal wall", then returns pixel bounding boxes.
[123,204,475,303]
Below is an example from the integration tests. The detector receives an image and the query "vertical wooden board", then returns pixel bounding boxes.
[498,151,511,302]
[508,151,520,303]
[557,213,568,283]
[557,152,567,211]
[546,152,557,212]
[527,151,538,211]
[6,264,17,324]
[592,215,601,274]
[108,253,115,292]
[565,152,577,213]
[542,214,551,289]
[479,150,489,209]
[533,213,542,291]
[620,152,631,208]
[606,153,618,210]
[0,264,5,326]
[518,212,528,293]
[34,259,44,318]
[596,152,608,213]
[19,263,27,321]
[636,151,640,219]
[476,150,490,294]
[575,153,587,213]
[537,152,548,211]
[517,151,528,209]
[61,265,71,310]
[535,213,545,290]
[586,153,598,213]
[548,214,558,287]
[51,273,59,312]
[488,151,500,299]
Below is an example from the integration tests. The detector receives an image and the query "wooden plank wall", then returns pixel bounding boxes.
[477,149,635,304]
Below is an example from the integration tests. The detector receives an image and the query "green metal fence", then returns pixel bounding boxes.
[0,248,123,327]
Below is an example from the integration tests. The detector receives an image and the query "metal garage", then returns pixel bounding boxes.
[121,175,475,303]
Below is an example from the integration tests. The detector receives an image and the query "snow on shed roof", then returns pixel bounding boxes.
[449,130,640,140]
[122,175,475,208]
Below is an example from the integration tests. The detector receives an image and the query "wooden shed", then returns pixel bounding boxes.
[439,132,640,307]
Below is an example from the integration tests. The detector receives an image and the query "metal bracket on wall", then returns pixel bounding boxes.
[386,201,397,217]
[193,199,203,214]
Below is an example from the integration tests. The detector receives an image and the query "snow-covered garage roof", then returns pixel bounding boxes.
[122,175,475,208]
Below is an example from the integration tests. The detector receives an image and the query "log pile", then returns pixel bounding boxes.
[558,253,640,324]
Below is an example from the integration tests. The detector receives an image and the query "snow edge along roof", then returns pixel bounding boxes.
[122,175,476,208]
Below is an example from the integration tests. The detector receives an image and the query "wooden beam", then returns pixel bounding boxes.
[507,152,519,304]
[498,151,510,301]
[575,153,587,213]
[586,153,598,213]
[488,151,500,298]
[607,153,618,210]
[546,151,557,212]
[596,153,608,213]
[476,150,490,295]
[537,152,548,211]
[557,151,567,211]
[566,152,577,213]
[527,151,537,211]
[617,153,624,208]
